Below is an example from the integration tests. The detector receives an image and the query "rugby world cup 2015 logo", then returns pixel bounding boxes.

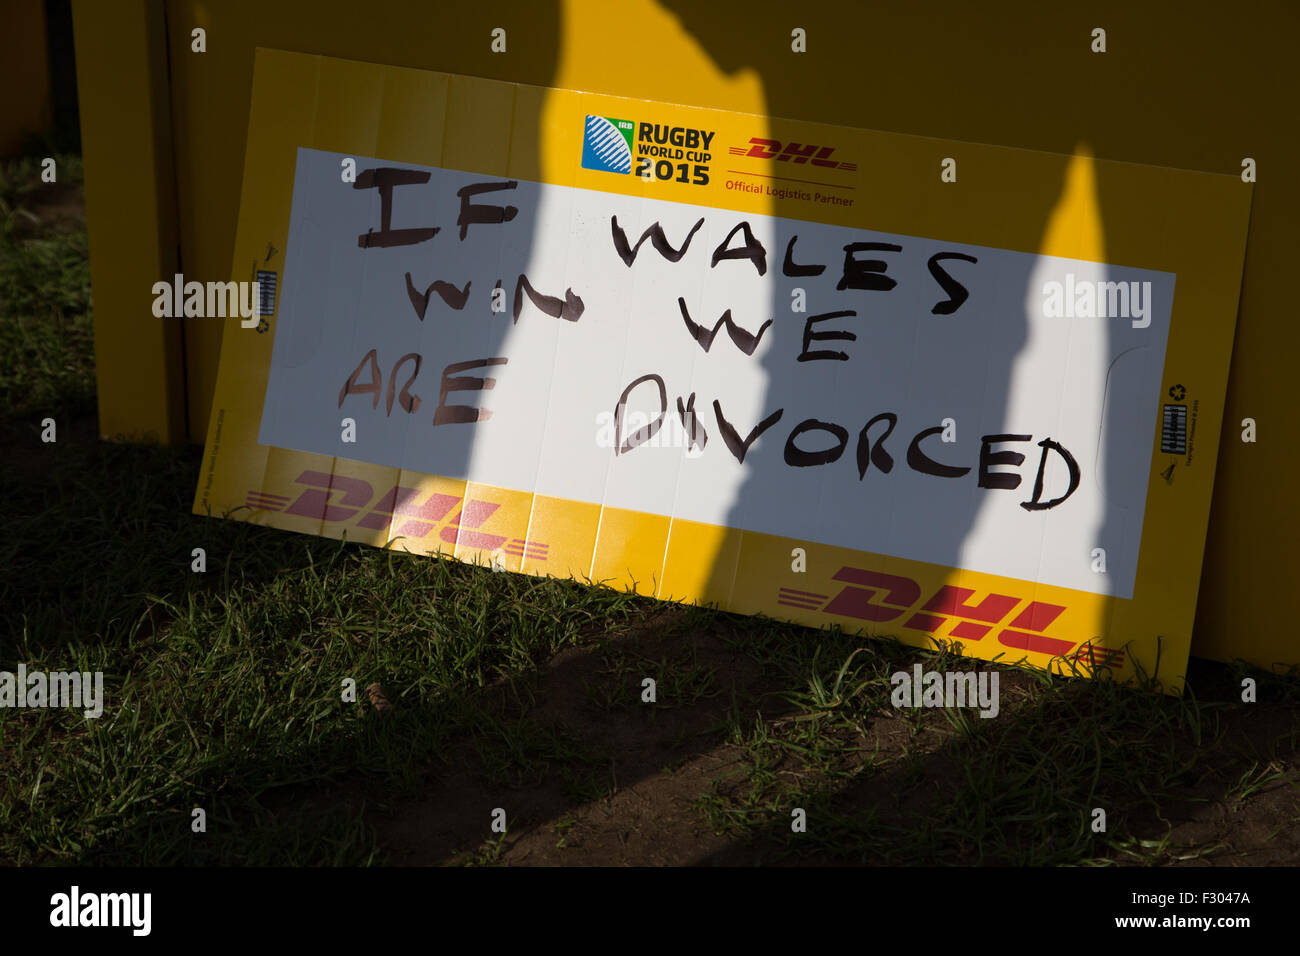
[582,115,635,174]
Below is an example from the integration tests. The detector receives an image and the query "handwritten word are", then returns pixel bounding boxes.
[339,349,508,426]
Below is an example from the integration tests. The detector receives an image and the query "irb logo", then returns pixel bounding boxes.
[582,115,635,174]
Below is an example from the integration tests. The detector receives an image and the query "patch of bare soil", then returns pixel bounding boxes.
[366,628,1299,866]
[372,608,788,865]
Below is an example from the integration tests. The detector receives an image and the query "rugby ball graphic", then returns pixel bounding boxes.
[582,115,632,174]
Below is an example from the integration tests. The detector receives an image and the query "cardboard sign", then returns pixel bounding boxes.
[197,49,1253,693]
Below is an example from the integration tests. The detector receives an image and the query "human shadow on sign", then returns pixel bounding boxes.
[648,0,1161,687]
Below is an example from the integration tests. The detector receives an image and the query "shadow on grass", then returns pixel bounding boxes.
[4,418,1296,865]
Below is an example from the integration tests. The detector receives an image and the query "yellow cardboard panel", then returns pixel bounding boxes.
[196,50,1253,693]
[658,520,742,608]
[589,509,671,598]
[525,495,601,581]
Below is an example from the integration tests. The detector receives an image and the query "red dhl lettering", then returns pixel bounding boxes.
[781,566,1077,658]
[728,137,858,172]
[242,470,550,561]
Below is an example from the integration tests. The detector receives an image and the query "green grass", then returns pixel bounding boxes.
[1,153,1298,866]
[0,153,94,425]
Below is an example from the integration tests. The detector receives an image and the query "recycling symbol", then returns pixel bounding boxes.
[1168,384,1186,400]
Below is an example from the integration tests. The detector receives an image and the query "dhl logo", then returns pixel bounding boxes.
[778,567,1124,668]
[244,470,548,561]
[729,137,858,172]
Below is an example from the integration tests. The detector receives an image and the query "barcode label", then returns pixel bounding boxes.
[256,270,278,317]
[1161,404,1187,454]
